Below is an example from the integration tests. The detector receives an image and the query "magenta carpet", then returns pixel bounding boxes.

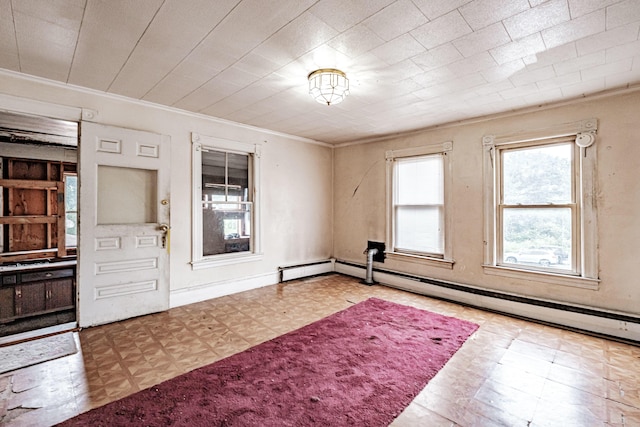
[58,298,478,426]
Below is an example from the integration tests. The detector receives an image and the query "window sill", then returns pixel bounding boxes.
[482,265,599,290]
[191,253,263,270]
[386,252,454,269]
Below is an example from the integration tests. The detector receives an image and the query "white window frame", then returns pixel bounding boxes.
[385,141,454,269]
[191,132,262,269]
[482,119,599,289]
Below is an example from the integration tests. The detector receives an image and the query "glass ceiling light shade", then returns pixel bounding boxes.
[308,68,349,106]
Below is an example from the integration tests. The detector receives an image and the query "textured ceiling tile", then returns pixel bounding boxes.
[3,0,640,144]
[522,43,578,69]
[383,59,425,81]
[143,75,203,106]
[490,33,546,65]
[568,0,620,18]
[173,78,243,112]
[481,59,526,82]
[411,10,472,49]
[541,9,605,49]
[412,66,457,89]
[560,77,605,97]
[605,66,640,89]
[309,0,394,32]
[411,0,472,20]
[535,71,582,90]
[252,12,338,69]
[232,53,284,82]
[448,52,498,77]
[581,58,633,81]
[0,0,19,71]
[473,79,515,95]
[363,0,428,41]
[328,24,385,58]
[509,65,556,86]
[452,22,511,58]
[553,51,606,75]
[370,33,425,66]
[13,12,79,81]
[523,87,564,104]
[13,0,84,29]
[459,0,530,31]
[606,39,640,62]
[499,82,540,99]
[143,58,227,106]
[503,0,570,40]
[606,0,640,29]
[108,0,240,99]
[576,22,640,56]
[69,0,163,91]
[418,73,487,99]
[411,43,463,71]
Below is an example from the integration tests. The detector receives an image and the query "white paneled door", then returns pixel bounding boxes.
[78,122,170,327]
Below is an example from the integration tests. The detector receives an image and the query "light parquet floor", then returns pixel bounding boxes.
[1,274,639,426]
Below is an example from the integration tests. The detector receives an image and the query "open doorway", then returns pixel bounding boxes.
[0,111,78,338]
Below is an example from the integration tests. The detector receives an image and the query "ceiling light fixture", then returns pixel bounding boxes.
[307,68,349,106]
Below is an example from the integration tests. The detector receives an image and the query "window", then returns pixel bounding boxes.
[64,173,78,248]
[483,120,599,288]
[192,133,261,269]
[386,142,453,268]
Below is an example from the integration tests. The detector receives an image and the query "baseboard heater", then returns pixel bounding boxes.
[278,259,335,282]
[335,260,640,343]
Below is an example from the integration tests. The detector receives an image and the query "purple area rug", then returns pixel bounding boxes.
[58,298,478,426]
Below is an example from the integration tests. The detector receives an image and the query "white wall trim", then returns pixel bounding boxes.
[0,92,82,121]
[169,271,278,308]
[0,68,330,147]
[335,262,640,342]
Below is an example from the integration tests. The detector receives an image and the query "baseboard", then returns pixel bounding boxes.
[169,272,279,308]
[335,260,640,343]
[169,259,335,308]
[278,259,335,282]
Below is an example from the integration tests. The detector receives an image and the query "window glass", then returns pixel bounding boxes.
[503,144,572,205]
[499,142,574,272]
[201,150,251,256]
[502,208,571,270]
[394,154,444,256]
[64,174,78,248]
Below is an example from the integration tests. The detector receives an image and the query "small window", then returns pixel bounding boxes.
[386,142,453,268]
[192,134,261,269]
[64,173,78,248]
[483,120,599,288]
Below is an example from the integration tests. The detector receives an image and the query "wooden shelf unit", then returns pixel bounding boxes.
[0,157,77,263]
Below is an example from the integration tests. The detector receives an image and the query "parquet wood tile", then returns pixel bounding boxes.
[0,273,639,426]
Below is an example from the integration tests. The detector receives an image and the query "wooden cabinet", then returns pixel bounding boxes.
[0,265,75,323]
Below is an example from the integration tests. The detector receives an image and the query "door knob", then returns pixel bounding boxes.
[158,224,169,232]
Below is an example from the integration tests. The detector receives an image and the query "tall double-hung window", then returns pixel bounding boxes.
[483,120,599,288]
[386,142,453,268]
[191,133,261,269]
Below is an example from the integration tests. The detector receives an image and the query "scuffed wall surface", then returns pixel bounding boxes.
[334,90,640,315]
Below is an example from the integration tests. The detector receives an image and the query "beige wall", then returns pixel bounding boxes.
[333,89,640,316]
[0,72,333,293]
